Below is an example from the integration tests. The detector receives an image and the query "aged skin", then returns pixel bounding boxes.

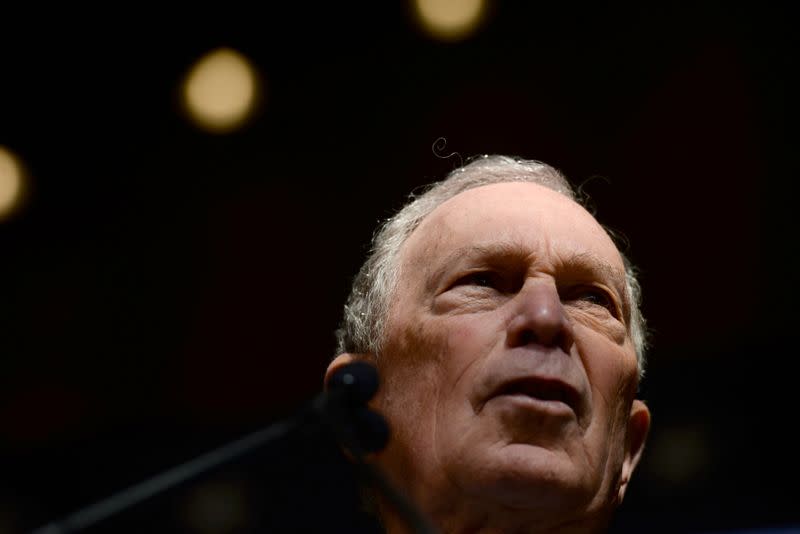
[329,182,650,533]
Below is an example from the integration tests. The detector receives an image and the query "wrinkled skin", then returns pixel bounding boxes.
[328,183,650,533]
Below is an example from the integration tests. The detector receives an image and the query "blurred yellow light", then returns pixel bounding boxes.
[0,146,25,220]
[414,0,486,41]
[649,426,709,485]
[182,481,249,533]
[183,48,259,133]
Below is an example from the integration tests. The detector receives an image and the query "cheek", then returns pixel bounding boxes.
[376,312,452,426]
[439,315,505,396]
[445,316,496,357]
[579,326,637,386]
[378,314,500,437]
[570,308,627,346]
[574,331,639,496]
[578,328,639,435]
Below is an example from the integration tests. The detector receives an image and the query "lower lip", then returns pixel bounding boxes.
[492,394,575,416]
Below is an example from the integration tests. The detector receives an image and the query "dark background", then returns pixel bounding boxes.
[1,3,797,533]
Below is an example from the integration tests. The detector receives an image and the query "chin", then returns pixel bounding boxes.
[463,442,601,513]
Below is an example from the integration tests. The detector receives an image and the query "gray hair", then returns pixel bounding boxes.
[336,155,647,377]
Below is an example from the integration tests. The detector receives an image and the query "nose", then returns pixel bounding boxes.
[506,280,574,353]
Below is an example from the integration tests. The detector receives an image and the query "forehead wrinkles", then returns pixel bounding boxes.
[401,184,622,272]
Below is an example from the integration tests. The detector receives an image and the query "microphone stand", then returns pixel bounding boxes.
[31,418,300,534]
[31,364,437,534]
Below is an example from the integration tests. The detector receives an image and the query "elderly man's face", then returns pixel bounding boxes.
[332,182,649,531]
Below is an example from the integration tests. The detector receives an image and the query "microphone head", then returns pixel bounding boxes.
[327,361,380,405]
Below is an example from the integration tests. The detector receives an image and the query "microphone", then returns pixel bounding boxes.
[326,360,380,403]
[31,361,435,534]
[317,361,389,454]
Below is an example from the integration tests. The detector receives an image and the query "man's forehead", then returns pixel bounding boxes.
[404,182,623,269]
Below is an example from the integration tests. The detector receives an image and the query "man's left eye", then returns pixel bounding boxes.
[569,287,618,315]
[468,273,495,287]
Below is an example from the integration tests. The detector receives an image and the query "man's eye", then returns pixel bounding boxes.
[570,287,618,315]
[470,273,495,287]
[453,272,496,289]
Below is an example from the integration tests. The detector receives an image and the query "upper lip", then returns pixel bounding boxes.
[489,376,582,413]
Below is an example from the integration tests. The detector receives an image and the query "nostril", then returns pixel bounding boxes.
[508,322,573,353]
[517,330,535,346]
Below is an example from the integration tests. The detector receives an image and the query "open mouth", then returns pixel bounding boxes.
[493,377,580,412]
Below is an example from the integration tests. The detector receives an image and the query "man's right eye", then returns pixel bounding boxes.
[446,269,523,295]
[451,271,501,290]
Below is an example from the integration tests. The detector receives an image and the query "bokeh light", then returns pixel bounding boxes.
[182,48,260,133]
[413,0,486,42]
[648,425,710,485]
[181,480,250,533]
[0,146,25,221]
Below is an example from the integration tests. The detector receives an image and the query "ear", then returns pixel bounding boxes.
[617,399,651,503]
[324,353,373,389]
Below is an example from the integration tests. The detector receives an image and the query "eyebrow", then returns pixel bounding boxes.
[427,242,528,287]
[563,251,629,305]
